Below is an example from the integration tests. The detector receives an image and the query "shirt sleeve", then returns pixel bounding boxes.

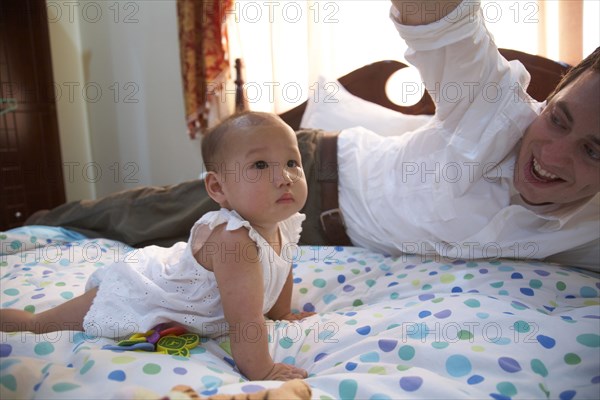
[543,239,600,272]
[390,0,526,121]
[278,212,306,247]
[390,0,540,196]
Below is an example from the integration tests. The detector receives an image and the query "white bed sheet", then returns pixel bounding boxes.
[1,228,599,399]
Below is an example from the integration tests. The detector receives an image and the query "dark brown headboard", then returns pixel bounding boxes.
[275,49,570,130]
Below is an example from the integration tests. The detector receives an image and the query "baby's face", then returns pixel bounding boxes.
[217,120,308,226]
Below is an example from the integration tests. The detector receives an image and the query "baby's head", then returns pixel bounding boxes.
[202,112,308,224]
[202,112,291,173]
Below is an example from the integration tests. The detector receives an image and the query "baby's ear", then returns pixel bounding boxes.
[205,172,226,204]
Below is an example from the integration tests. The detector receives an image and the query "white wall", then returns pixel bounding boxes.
[47,0,203,200]
[47,1,95,201]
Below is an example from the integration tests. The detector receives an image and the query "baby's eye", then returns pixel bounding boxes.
[254,161,268,169]
[286,160,300,168]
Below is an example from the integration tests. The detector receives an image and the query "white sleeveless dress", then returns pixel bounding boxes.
[82,209,305,339]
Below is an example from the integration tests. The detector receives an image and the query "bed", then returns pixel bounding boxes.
[2,51,599,400]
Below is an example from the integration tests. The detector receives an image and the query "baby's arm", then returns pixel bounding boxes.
[267,270,316,321]
[210,227,307,381]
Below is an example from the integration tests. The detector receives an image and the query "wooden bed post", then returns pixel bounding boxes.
[234,58,248,112]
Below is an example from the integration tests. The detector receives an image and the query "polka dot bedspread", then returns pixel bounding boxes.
[1,228,599,399]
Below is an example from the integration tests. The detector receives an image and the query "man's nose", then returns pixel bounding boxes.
[540,137,573,167]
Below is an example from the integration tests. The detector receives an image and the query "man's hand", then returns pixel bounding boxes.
[391,0,461,26]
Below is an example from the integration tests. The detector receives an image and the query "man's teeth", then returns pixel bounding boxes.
[533,158,558,180]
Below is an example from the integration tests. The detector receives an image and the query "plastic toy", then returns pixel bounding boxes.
[101,324,200,356]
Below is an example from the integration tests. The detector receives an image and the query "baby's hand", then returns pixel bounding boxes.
[279,311,316,321]
[262,363,308,381]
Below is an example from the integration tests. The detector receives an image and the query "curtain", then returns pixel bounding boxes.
[556,0,583,66]
[227,1,405,114]
[537,0,590,66]
[177,0,234,139]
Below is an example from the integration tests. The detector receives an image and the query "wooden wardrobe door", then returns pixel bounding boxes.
[0,0,65,231]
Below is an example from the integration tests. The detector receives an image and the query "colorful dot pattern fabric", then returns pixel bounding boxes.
[1,230,599,399]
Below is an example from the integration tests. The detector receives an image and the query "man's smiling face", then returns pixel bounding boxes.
[514,70,600,205]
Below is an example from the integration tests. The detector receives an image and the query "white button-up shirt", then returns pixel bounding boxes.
[337,0,599,270]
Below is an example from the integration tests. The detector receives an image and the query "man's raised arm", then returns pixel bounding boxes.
[391,0,461,25]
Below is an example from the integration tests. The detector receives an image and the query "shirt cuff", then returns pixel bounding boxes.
[390,0,483,51]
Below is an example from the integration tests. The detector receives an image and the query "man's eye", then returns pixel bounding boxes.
[254,161,268,169]
[584,145,600,161]
[287,160,300,168]
[549,110,566,129]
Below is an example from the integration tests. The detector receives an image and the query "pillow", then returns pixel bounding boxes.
[299,75,432,136]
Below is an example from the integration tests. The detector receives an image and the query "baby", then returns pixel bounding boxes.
[1,111,315,381]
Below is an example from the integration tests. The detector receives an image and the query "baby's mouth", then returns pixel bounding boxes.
[530,157,562,183]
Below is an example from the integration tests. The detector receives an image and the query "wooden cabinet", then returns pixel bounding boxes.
[1,0,65,230]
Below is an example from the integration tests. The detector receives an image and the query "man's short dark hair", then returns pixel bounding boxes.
[547,46,600,102]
